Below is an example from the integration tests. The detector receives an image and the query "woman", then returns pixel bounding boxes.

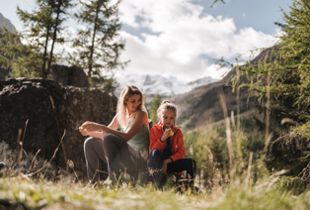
[79,85,149,183]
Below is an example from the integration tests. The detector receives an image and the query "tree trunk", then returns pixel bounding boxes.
[88,0,101,78]
[42,24,51,79]
[47,1,62,75]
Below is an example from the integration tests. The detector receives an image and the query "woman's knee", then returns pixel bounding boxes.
[102,134,118,149]
[84,137,97,151]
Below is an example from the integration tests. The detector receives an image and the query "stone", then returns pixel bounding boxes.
[51,64,89,87]
[0,78,117,178]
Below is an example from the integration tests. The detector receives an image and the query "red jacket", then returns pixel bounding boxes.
[149,122,185,162]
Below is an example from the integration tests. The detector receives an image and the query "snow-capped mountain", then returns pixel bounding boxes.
[187,76,217,89]
[114,73,218,97]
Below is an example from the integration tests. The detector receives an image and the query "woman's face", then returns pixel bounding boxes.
[162,109,176,129]
[125,94,142,114]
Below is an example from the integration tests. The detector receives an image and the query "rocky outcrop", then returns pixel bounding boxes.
[51,64,89,87]
[0,78,116,178]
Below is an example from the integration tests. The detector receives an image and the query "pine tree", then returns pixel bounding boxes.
[0,28,21,70]
[47,0,73,74]
[239,0,310,122]
[17,0,72,78]
[277,0,310,111]
[72,0,125,83]
[0,28,41,78]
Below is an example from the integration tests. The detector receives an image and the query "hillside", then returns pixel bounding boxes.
[0,12,17,33]
[173,47,274,130]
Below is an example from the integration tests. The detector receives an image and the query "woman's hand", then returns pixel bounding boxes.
[79,127,89,136]
[79,121,102,134]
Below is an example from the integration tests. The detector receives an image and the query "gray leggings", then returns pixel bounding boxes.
[84,134,146,183]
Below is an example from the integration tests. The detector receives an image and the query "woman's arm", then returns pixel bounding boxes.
[79,115,119,137]
[107,115,119,130]
[81,111,147,141]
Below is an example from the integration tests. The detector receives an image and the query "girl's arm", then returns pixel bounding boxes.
[149,127,167,151]
[170,129,186,161]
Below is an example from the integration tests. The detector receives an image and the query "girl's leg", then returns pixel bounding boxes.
[148,149,163,170]
[167,158,196,190]
[84,137,108,182]
[148,149,167,188]
[167,158,196,180]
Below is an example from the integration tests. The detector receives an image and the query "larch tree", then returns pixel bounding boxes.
[17,0,72,78]
[73,0,125,85]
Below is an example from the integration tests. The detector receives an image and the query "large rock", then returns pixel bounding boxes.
[0,78,116,177]
[51,64,89,87]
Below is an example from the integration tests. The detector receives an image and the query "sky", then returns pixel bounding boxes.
[0,0,292,82]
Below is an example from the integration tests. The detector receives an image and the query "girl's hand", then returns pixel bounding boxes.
[161,128,174,142]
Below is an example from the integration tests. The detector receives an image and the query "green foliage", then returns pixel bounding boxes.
[208,184,310,210]
[11,47,43,78]
[0,176,309,210]
[17,0,72,78]
[292,121,310,140]
[238,0,310,124]
[0,28,42,78]
[72,0,125,79]
[0,28,20,70]
[184,115,271,190]
[276,176,310,195]
[279,0,310,108]
[90,75,117,91]
[149,94,161,123]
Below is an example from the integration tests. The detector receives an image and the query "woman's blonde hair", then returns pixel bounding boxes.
[117,85,146,128]
[157,100,177,122]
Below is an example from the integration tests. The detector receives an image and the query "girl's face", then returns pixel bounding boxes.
[125,94,142,114]
[162,109,176,129]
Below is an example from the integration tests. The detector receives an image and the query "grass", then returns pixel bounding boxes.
[0,175,309,210]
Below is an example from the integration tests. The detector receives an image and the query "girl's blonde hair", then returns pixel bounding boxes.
[157,100,177,122]
[117,85,146,128]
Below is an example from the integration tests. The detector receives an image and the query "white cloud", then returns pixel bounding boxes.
[118,0,278,82]
[202,64,230,79]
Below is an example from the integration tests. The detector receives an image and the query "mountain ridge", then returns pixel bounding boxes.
[172,47,275,130]
[0,13,17,33]
[114,72,218,97]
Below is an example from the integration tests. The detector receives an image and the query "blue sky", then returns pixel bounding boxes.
[0,0,292,82]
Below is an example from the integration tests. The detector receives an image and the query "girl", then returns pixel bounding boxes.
[79,85,149,183]
[148,100,196,189]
